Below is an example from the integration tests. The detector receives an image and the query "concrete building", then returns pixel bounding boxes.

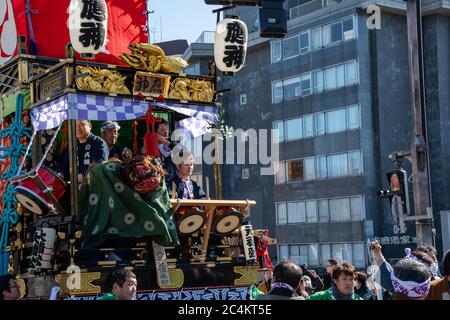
[213,0,450,270]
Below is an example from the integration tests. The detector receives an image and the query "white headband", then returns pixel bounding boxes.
[101,122,120,133]
[387,259,431,298]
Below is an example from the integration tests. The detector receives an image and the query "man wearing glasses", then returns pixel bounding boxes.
[0,274,20,300]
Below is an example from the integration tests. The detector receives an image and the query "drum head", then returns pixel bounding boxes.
[15,186,49,215]
[212,211,243,236]
[177,211,206,235]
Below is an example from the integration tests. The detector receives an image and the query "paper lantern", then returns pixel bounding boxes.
[0,0,18,65]
[68,0,108,59]
[214,18,248,73]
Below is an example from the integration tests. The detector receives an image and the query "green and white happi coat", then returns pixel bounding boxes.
[79,161,180,248]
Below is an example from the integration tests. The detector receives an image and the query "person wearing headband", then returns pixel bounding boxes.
[168,148,206,200]
[372,240,432,299]
[390,259,431,300]
[100,121,132,161]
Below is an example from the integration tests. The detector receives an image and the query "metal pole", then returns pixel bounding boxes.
[68,120,79,222]
[406,0,433,246]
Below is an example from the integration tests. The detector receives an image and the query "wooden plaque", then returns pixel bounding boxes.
[132,71,171,98]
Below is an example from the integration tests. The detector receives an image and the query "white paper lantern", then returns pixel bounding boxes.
[214,18,248,73]
[0,0,17,65]
[68,0,108,59]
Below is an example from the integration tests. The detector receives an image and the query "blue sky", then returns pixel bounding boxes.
[147,1,221,44]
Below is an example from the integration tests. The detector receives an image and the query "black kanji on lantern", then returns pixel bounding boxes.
[223,45,244,69]
[30,229,47,268]
[224,22,245,44]
[81,0,107,22]
[79,22,106,49]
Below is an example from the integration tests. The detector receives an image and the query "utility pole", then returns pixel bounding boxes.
[405,0,434,246]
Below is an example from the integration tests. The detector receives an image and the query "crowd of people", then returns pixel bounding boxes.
[254,243,450,301]
[1,243,449,300]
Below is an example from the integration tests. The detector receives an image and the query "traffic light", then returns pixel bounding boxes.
[386,169,410,215]
[259,0,287,38]
[377,168,410,234]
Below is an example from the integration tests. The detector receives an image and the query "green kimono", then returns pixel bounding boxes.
[79,161,179,248]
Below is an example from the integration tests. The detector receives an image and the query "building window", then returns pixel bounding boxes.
[285,118,302,141]
[314,150,363,179]
[312,27,322,50]
[273,15,356,64]
[274,120,285,142]
[272,72,313,103]
[316,15,356,50]
[315,60,359,93]
[282,35,300,59]
[323,242,366,268]
[242,168,250,179]
[326,108,346,134]
[277,203,287,224]
[350,196,364,221]
[308,244,319,266]
[343,17,355,40]
[347,105,360,129]
[275,161,286,184]
[240,94,247,105]
[183,63,200,75]
[345,61,357,85]
[303,115,313,138]
[318,199,329,222]
[279,244,288,260]
[306,200,317,222]
[324,66,336,90]
[271,40,282,63]
[352,243,365,268]
[348,151,362,175]
[327,153,349,177]
[330,21,343,43]
[278,242,365,268]
[288,202,306,223]
[320,244,331,266]
[304,157,315,180]
[299,31,310,54]
[313,70,323,93]
[272,80,283,103]
[283,76,301,100]
[301,73,311,96]
[277,195,364,225]
[287,159,304,182]
[315,113,325,136]
[329,197,351,221]
[316,156,327,179]
[336,64,345,88]
[273,104,360,142]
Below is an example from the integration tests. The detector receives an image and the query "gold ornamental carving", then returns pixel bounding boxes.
[159,268,185,289]
[55,271,101,295]
[233,266,259,286]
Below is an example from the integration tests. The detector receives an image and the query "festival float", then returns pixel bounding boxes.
[0,0,275,300]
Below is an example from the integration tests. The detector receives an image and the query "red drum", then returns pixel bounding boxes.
[176,207,206,235]
[212,207,243,236]
[14,166,66,215]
